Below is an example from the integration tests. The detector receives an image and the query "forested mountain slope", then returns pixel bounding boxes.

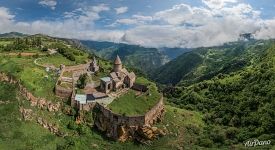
[81,40,170,74]
[163,39,275,148]
[151,40,270,85]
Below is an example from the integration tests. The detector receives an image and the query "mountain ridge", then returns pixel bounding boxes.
[150,40,270,86]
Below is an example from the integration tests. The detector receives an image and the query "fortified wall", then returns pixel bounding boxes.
[94,96,165,140]
[0,72,63,136]
[55,63,90,98]
[55,85,73,98]
[0,72,60,112]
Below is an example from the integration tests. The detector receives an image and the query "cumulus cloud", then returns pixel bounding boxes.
[38,0,57,10]
[91,4,110,13]
[202,0,238,9]
[0,4,119,41]
[116,2,274,48]
[115,6,128,14]
[0,1,275,48]
[107,14,153,27]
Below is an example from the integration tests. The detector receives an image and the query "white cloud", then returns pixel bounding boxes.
[155,4,212,26]
[38,0,57,10]
[0,7,15,32]
[0,1,275,48]
[115,6,128,14]
[0,7,14,20]
[117,18,138,25]
[0,5,117,39]
[202,0,238,9]
[108,14,153,27]
[117,2,274,48]
[91,4,110,13]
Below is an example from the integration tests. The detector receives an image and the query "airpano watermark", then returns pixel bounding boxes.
[244,139,271,147]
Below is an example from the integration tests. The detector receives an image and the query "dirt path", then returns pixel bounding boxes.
[34,57,57,70]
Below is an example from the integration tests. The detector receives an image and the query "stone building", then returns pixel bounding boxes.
[100,55,136,93]
[89,57,99,73]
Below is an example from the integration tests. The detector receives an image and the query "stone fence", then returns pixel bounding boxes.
[55,66,73,98]
[55,62,90,98]
[0,72,60,112]
[60,77,73,83]
[55,85,73,98]
[145,97,165,125]
[94,96,164,139]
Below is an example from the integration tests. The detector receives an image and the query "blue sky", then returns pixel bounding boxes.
[0,0,275,48]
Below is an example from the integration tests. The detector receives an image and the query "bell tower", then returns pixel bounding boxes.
[113,55,122,72]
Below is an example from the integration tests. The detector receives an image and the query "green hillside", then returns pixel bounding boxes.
[0,32,28,38]
[151,40,271,86]
[162,39,275,148]
[81,40,170,74]
[0,35,210,149]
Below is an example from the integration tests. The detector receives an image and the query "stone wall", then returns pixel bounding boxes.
[0,72,64,136]
[55,66,73,98]
[0,72,17,84]
[60,77,73,83]
[132,83,148,92]
[94,96,164,140]
[55,62,91,98]
[55,85,73,98]
[0,72,60,112]
[94,104,145,139]
[145,97,165,125]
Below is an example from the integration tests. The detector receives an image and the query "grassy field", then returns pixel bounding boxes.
[0,37,215,149]
[0,82,64,150]
[108,77,162,116]
[0,81,208,150]
[0,41,12,46]
[37,54,77,67]
[0,56,60,101]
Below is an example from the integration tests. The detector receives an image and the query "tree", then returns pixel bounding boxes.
[77,73,88,89]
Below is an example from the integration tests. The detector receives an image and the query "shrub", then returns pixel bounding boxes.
[67,121,78,130]
[77,124,90,135]
[197,137,213,147]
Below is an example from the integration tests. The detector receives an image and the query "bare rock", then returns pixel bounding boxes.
[38,99,47,109]
[19,107,33,121]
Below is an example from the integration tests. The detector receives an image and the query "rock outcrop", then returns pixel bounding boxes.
[37,117,64,136]
[136,125,166,142]
[19,107,33,121]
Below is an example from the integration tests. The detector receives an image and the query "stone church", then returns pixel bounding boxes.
[100,55,136,93]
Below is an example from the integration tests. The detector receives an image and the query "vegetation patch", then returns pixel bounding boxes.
[108,78,161,116]
[0,82,64,150]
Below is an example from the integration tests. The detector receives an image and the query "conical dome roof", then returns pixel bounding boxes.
[114,55,122,65]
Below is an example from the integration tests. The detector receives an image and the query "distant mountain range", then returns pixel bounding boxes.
[151,40,271,85]
[80,40,189,74]
[0,32,28,38]
[0,32,190,74]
